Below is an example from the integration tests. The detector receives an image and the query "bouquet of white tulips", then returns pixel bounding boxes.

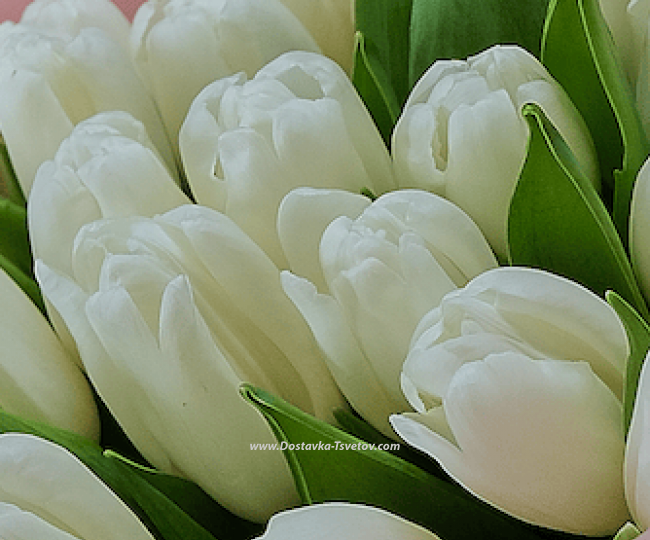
[1,0,650,538]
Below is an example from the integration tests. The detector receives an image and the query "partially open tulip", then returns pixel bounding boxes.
[0,433,154,539]
[180,51,396,267]
[20,0,131,52]
[0,22,174,195]
[390,267,630,536]
[254,503,441,540]
[281,189,497,435]
[391,45,599,259]
[37,204,345,522]
[0,265,98,440]
[130,0,320,153]
[28,111,188,358]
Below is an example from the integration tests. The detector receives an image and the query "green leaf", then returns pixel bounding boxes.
[541,0,649,238]
[0,136,25,207]
[606,291,650,434]
[0,197,45,312]
[352,0,413,143]
[613,522,641,540]
[242,384,570,540]
[353,32,398,145]
[0,409,261,540]
[409,0,549,86]
[105,452,263,540]
[508,103,648,319]
[0,198,33,277]
[355,0,413,107]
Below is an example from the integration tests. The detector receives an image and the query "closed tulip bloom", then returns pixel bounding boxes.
[390,267,630,536]
[392,45,599,259]
[276,0,355,73]
[29,111,188,358]
[254,503,441,540]
[130,0,320,153]
[37,204,345,522]
[180,51,396,267]
[0,433,154,540]
[20,0,131,52]
[281,189,497,435]
[0,265,98,440]
[0,22,173,195]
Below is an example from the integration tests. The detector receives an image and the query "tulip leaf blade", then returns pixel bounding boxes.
[508,103,648,318]
[409,0,549,86]
[0,136,25,207]
[606,291,650,434]
[0,198,45,312]
[354,0,412,115]
[242,384,568,540]
[0,409,258,540]
[353,31,398,145]
[541,0,649,238]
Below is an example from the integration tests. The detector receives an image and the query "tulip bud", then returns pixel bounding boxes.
[0,265,98,440]
[180,51,396,267]
[254,503,441,540]
[20,0,131,52]
[130,0,320,153]
[390,267,630,535]
[281,189,497,435]
[0,22,174,195]
[392,45,599,259]
[0,433,154,539]
[275,0,355,73]
[29,111,189,359]
[37,204,345,522]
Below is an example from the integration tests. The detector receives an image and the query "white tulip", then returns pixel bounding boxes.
[29,111,189,359]
[392,45,599,259]
[626,351,650,530]
[281,189,497,435]
[0,433,154,540]
[20,0,131,52]
[0,22,174,195]
[631,156,650,302]
[181,51,396,267]
[0,265,98,440]
[37,204,345,522]
[254,503,441,540]
[130,0,320,153]
[390,267,630,536]
[276,0,355,73]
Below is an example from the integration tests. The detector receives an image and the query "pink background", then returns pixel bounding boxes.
[0,0,146,22]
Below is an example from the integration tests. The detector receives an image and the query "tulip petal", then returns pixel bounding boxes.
[281,271,406,436]
[393,353,629,536]
[254,502,441,540]
[36,260,171,469]
[0,265,99,440]
[625,352,650,529]
[460,267,629,398]
[0,433,155,540]
[277,187,370,291]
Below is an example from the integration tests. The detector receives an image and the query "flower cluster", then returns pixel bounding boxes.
[1,0,650,539]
